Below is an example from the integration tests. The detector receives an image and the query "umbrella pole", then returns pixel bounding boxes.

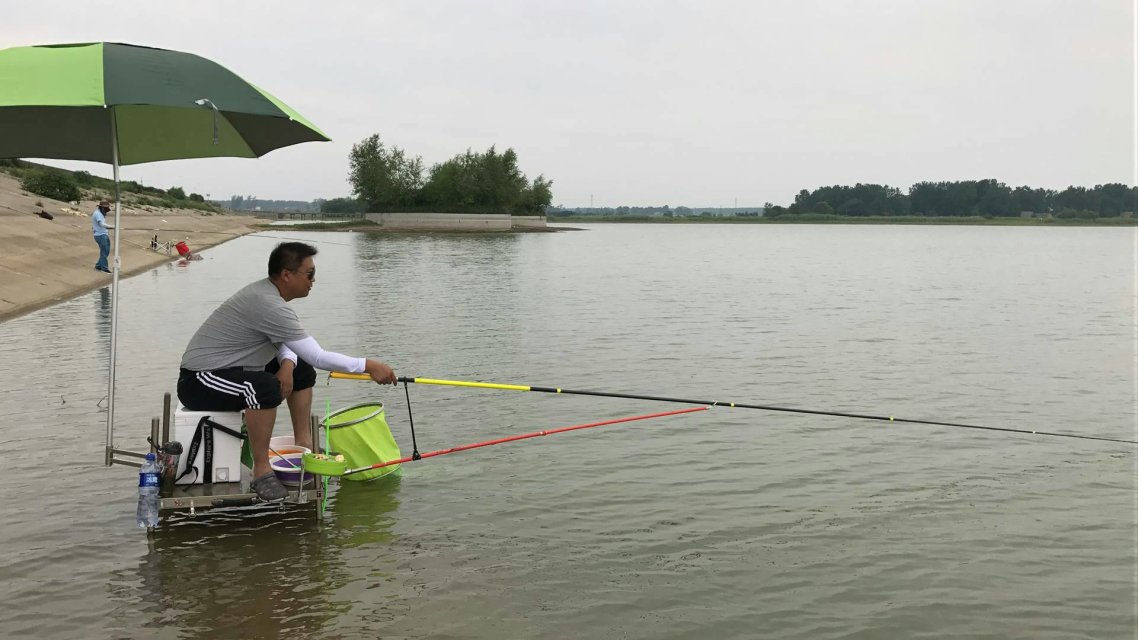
[104,108,122,466]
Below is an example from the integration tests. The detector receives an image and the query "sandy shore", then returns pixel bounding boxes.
[0,172,257,322]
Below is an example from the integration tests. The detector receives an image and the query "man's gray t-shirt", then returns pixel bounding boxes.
[180,279,308,371]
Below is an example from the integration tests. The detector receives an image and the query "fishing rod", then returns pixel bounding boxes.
[333,406,708,477]
[330,373,1138,446]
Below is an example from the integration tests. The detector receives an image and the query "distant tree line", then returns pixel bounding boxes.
[765,180,1137,219]
[549,205,680,217]
[318,197,367,214]
[327,134,553,215]
[548,205,761,217]
[0,158,213,210]
[226,195,318,213]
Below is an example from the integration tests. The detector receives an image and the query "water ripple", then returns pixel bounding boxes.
[0,226,1133,639]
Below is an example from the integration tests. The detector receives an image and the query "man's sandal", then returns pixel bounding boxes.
[251,471,289,501]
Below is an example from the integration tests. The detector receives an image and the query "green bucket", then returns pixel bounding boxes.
[322,402,401,481]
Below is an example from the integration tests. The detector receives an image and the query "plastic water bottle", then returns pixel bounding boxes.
[136,453,160,529]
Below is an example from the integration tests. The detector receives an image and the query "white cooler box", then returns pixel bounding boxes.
[172,405,246,485]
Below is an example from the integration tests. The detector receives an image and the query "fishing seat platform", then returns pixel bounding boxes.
[139,393,327,519]
[159,478,323,513]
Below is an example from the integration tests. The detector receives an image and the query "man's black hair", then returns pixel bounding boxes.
[268,242,318,278]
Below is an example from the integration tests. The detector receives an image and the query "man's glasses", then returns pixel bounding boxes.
[293,267,315,281]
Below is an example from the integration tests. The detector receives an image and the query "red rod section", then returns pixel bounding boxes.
[342,405,708,476]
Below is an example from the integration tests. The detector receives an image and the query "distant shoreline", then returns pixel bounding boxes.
[255,220,582,233]
[548,215,1138,226]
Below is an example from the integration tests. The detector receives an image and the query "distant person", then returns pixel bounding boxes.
[177,241,397,501]
[92,200,113,273]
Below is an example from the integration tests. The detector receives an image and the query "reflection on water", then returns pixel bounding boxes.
[97,286,111,317]
[135,510,343,638]
[0,226,1133,639]
[125,478,401,638]
[95,286,112,365]
[330,476,402,549]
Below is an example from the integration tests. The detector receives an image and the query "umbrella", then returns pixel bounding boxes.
[0,41,330,465]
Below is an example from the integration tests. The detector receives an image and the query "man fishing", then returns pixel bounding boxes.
[177,241,397,501]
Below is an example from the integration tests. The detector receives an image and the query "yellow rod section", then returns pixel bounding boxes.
[329,372,532,392]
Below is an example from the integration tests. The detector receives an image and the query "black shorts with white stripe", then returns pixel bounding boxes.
[264,357,317,391]
[177,367,283,411]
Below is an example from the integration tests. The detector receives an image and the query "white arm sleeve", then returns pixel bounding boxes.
[282,336,366,373]
[277,343,298,365]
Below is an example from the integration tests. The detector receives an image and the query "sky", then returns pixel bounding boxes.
[3,0,1134,207]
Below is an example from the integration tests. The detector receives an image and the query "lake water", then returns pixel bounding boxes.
[0,224,1134,639]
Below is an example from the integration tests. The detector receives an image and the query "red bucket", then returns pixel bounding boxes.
[175,241,190,256]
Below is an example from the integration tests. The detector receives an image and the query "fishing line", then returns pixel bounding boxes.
[329,373,1138,446]
[1,202,58,220]
[146,227,251,235]
[336,406,709,477]
[403,378,422,460]
[247,232,356,247]
[321,399,330,515]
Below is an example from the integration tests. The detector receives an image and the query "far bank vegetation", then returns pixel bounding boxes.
[552,180,1136,223]
[765,180,1136,220]
[320,134,553,215]
[0,158,218,213]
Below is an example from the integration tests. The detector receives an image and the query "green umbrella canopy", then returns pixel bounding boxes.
[0,43,331,466]
[0,41,330,164]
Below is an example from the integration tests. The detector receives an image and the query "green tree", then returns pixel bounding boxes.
[419,145,547,213]
[787,184,907,216]
[909,181,942,215]
[520,175,554,213]
[349,134,423,210]
[320,197,367,214]
[1010,186,1053,214]
[20,170,81,202]
[770,180,1134,218]
[762,202,786,217]
[1056,186,1095,213]
[167,186,186,200]
[975,179,1013,216]
[345,136,553,214]
[1096,183,1137,216]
